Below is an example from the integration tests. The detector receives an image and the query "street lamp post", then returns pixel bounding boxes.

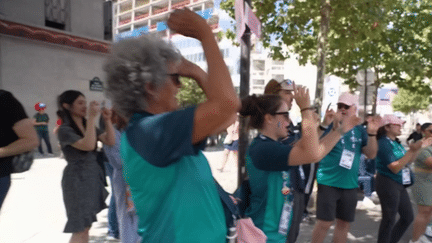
[356,69,376,119]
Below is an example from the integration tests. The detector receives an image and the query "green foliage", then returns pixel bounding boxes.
[176,77,207,107]
[392,88,431,114]
[219,0,432,94]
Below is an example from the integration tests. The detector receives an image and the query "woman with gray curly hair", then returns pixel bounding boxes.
[104,8,240,242]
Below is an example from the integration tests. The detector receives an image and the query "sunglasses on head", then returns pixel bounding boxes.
[168,73,181,86]
[337,103,351,110]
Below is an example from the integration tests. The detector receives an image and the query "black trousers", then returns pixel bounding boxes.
[376,173,413,243]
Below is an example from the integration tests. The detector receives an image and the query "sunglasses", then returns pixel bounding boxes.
[273,111,289,120]
[337,103,351,110]
[279,79,294,85]
[168,73,181,86]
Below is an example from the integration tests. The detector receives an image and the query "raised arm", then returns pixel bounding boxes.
[98,108,116,146]
[387,138,432,174]
[167,9,240,144]
[288,86,320,165]
[70,101,99,151]
[362,116,381,159]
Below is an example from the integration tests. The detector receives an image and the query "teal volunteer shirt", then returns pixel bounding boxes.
[317,125,368,189]
[246,134,294,243]
[376,136,406,184]
[121,106,226,243]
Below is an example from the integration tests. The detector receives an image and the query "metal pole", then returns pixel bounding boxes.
[238,0,251,189]
[364,69,367,119]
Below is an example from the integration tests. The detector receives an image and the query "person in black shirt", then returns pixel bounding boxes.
[0,90,39,210]
[407,123,423,145]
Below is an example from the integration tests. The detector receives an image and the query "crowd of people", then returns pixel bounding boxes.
[2,8,432,243]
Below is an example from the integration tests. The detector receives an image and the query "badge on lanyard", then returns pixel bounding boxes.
[339,130,356,170]
[402,167,411,185]
[278,200,293,235]
[299,165,306,180]
[339,149,355,170]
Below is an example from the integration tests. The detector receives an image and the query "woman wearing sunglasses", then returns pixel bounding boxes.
[104,9,240,242]
[240,87,359,243]
[375,116,432,243]
[410,123,432,243]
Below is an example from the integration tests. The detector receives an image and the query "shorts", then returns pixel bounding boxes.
[224,140,239,151]
[316,184,358,222]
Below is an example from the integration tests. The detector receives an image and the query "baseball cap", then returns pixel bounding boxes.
[381,114,405,127]
[337,92,359,107]
[34,102,46,111]
[280,79,294,91]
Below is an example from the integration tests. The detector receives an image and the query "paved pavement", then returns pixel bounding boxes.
[0,142,420,243]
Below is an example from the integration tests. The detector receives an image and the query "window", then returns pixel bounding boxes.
[272,74,284,81]
[252,60,265,71]
[45,0,70,30]
[272,60,284,65]
[253,79,265,85]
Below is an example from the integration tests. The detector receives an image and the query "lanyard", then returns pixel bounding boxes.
[341,130,356,150]
[281,171,290,201]
[386,137,406,158]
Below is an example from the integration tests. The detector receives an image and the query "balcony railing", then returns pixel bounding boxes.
[119,19,131,25]
[135,0,150,7]
[153,7,168,15]
[171,0,190,9]
[134,13,149,21]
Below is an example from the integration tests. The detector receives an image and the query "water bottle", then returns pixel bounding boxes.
[226,227,237,243]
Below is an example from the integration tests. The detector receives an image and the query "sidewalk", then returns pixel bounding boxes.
[0,148,417,242]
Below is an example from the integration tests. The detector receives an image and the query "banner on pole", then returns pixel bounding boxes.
[244,3,261,38]
[235,0,245,42]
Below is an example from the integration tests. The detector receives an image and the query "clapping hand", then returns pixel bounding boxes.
[366,115,382,134]
[411,137,432,152]
[167,8,211,41]
[293,84,311,110]
[101,108,112,122]
[88,101,100,118]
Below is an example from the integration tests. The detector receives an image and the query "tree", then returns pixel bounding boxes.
[220,0,432,110]
[176,77,207,107]
[392,88,431,114]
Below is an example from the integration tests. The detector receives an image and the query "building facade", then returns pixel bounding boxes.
[0,0,111,153]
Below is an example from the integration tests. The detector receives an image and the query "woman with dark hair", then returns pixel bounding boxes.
[240,88,359,243]
[57,90,115,243]
[375,115,432,243]
[410,122,432,243]
[104,9,240,242]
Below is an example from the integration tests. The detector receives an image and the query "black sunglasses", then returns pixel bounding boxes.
[273,111,289,120]
[337,103,351,110]
[168,73,181,86]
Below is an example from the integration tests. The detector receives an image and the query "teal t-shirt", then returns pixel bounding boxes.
[376,136,406,184]
[33,113,49,131]
[317,125,368,189]
[121,107,226,243]
[246,134,293,243]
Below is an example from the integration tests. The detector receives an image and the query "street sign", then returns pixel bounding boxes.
[244,3,261,38]
[235,0,246,42]
[90,77,103,92]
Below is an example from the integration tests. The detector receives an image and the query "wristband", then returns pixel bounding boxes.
[368,133,377,136]
[300,107,315,112]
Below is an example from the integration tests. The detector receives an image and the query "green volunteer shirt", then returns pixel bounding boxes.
[376,136,406,184]
[33,113,49,131]
[317,125,368,189]
[121,107,226,243]
[246,134,293,243]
